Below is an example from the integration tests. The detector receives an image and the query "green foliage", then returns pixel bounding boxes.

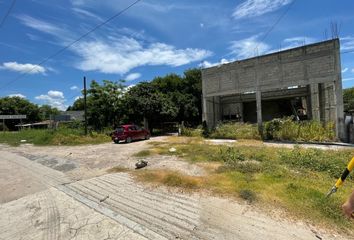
[86,80,126,130]
[264,118,336,142]
[239,189,257,203]
[181,126,203,137]
[209,122,261,140]
[67,97,84,111]
[39,105,60,120]
[279,146,348,178]
[0,128,110,146]
[343,87,354,112]
[0,96,41,130]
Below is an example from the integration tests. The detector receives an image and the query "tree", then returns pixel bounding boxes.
[122,82,178,132]
[39,105,60,120]
[86,80,125,130]
[0,96,41,130]
[67,97,84,111]
[343,87,354,112]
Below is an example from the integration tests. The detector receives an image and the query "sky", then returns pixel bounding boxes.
[1,0,354,110]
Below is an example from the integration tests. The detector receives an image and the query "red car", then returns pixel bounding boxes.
[111,124,150,143]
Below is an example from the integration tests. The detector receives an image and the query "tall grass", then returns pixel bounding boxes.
[264,118,336,142]
[209,122,261,140]
[0,128,110,146]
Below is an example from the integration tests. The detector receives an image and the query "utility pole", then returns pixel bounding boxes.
[83,76,88,135]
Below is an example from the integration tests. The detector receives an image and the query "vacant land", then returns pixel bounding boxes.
[1,136,353,239]
[133,136,354,233]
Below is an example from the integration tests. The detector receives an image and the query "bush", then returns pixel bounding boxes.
[209,122,261,140]
[181,126,203,137]
[264,118,336,142]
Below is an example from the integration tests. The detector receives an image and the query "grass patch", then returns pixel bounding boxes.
[133,150,152,157]
[134,170,202,190]
[139,136,354,233]
[209,122,261,140]
[0,128,110,146]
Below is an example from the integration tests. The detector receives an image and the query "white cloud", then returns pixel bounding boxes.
[35,90,67,110]
[74,37,212,74]
[18,15,212,75]
[70,85,79,90]
[125,73,141,81]
[229,35,270,59]
[0,62,46,74]
[282,37,316,49]
[341,37,354,51]
[343,77,354,82]
[71,7,103,22]
[342,68,348,73]
[17,14,73,43]
[352,68,354,73]
[8,93,26,98]
[232,0,292,19]
[199,58,233,68]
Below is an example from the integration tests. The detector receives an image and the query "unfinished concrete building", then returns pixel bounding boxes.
[202,39,344,140]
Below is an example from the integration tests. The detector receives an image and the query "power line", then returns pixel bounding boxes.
[254,0,297,55]
[0,0,16,28]
[0,0,142,90]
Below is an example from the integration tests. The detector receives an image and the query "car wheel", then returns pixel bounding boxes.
[144,134,150,140]
[126,137,132,143]
[113,139,119,144]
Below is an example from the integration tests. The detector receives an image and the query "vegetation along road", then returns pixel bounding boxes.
[1,136,352,239]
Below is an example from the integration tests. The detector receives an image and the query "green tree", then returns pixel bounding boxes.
[86,80,125,130]
[67,97,84,111]
[343,87,354,112]
[0,96,41,130]
[39,105,60,120]
[122,82,178,132]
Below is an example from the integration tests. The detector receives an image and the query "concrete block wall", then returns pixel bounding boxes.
[202,39,345,140]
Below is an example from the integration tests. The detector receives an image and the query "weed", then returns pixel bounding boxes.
[239,189,257,203]
[0,128,110,146]
[140,137,354,232]
[210,122,261,140]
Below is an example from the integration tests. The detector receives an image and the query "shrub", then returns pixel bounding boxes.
[181,126,202,137]
[209,122,261,140]
[239,189,257,203]
[264,118,336,142]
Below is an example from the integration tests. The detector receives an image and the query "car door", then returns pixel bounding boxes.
[129,126,138,140]
[135,125,144,139]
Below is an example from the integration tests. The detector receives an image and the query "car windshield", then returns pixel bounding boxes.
[116,127,124,133]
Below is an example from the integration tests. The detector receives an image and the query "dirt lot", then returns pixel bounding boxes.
[0,137,349,239]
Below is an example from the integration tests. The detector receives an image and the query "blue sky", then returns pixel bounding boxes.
[1,0,354,110]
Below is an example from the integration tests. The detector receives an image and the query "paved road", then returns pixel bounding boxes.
[0,150,343,240]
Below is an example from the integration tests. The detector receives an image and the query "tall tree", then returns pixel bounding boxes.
[122,82,178,131]
[86,80,125,130]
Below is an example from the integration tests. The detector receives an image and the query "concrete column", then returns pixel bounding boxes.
[256,90,263,134]
[333,39,345,141]
[310,83,321,120]
[202,97,207,123]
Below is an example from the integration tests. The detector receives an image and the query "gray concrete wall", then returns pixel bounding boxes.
[202,39,344,140]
